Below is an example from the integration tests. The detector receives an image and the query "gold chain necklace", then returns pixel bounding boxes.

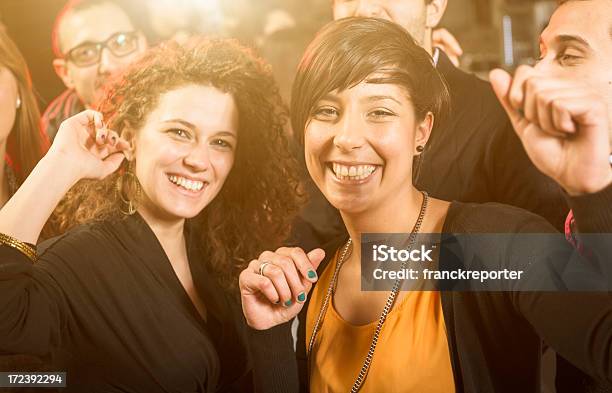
[307,191,429,393]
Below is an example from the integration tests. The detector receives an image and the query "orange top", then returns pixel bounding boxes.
[306,251,455,393]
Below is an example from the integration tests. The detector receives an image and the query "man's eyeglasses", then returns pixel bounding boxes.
[64,31,140,67]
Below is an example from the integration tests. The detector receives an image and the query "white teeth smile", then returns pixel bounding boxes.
[168,175,205,192]
[331,163,377,181]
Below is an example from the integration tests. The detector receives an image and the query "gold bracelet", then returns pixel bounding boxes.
[0,232,37,262]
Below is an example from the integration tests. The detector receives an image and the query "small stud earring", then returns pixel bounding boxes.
[416,145,425,153]
[16,97,21,109]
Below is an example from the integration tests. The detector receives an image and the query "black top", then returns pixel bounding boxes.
[291,51,569,251]
[250,184,612,393]
[0,213,249,392]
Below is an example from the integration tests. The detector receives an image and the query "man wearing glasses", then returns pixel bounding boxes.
[43,0,147,141]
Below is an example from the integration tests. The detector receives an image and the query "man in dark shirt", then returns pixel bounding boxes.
[537,0,612,249]
[292,0,569,251]
[42,0,148,141]
[492,1,612,391]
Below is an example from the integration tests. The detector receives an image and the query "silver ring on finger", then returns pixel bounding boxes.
[259,261,273,277]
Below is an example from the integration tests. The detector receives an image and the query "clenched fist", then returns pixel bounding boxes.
[490,66,612,196]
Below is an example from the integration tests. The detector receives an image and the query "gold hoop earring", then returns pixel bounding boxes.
[116,162,141,215]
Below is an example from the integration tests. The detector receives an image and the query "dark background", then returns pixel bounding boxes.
[0,0,557,109]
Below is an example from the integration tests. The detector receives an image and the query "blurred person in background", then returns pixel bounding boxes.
[0,25,48,208]
[493,0,612,391]
[144,0,224,44]
[42,0,148,141]
[0,22,52,389]
[291,0,571,252]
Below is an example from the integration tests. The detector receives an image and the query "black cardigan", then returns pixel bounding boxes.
[249,184,612,393]
[0,213,250,392]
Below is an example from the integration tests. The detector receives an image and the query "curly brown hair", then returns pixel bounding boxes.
[52,38,303,289]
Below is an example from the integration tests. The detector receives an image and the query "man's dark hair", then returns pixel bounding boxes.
[51,0,137,57]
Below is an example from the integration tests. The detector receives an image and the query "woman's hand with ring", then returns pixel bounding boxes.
[239,247,325,330]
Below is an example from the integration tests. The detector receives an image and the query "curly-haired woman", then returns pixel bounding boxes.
[0,37,301,392]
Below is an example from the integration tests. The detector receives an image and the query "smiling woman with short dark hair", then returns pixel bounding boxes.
[239,17,612,393]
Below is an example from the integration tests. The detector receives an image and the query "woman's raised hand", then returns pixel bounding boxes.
[432,28,463,67]
[240,247,325,330]
[49,110,129,182]
[0,111,129,242]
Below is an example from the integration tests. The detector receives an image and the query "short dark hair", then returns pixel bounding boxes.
[291,17,450,145]
[51,0,134,57]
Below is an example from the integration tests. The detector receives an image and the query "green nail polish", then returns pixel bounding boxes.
[298,292,306,302]
[284,299,293,307]
[308,270,317,279]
